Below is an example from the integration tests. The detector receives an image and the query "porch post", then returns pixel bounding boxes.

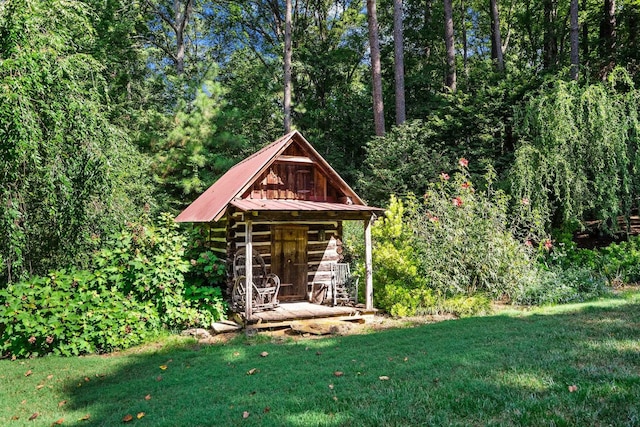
[245,218,253,320]
[364,215,374,310]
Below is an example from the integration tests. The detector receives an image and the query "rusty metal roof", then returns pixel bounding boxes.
[175,131,379,223]
[230,199,384,213]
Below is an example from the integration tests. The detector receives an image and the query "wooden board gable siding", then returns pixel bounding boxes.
[247,162,339,202]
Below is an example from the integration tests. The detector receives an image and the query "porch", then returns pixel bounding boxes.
[245,301,374,326]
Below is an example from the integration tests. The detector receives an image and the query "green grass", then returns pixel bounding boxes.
[2,291,640,426]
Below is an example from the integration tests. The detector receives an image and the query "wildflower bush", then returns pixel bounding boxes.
[0,214,226,358]
[366,160,544,316]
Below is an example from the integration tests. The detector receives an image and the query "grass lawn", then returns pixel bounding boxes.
[1,290,639,427]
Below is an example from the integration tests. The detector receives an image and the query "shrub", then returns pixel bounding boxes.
[411,161,542,300]
[0,214,226,357]
[513,267,610,306]
[0,269,160,357]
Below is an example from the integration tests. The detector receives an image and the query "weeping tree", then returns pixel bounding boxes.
[510,69,640,235]
[0,0,153,282]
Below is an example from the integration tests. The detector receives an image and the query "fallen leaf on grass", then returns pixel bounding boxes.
[58,400,67,407]
[159,365,168,370]
[78,414,90,421]
[316,351,322,356]
[144,394,151,401]
[84,377,90,382]
[47,375,54,380]
[21,400,27,405]
[137,412,145,419]
[11,415,19,420]
[333,396,338,401]
[36,384,45,390]
[25,370,33,377]
[260,351,269,357]
[404,357,408,362]
[52,418,64,425]
[122,414,133,422]
[242,411,250,419]
[246,368,259,375]
[334,371,344,377]
[29,412,39,421]
[156,375,163,382]
[568,385,578,392]
[328,384,334,390]
[379,376,390,381]
[233,352,240,357]
[263,407,270,413]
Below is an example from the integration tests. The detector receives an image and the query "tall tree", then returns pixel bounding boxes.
[443,0,457,91]
[599,0,616,76]
[0,0,152,282]
[394,0,406,124]
[368,0,386,135]
[570,0,579,80]
[543,0,558,69]
[284,0,292,133]
[144,0,194,75]
[490,0,505,71]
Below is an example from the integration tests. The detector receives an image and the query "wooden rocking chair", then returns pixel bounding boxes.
[231,248,281,312]
[331,262,359,306]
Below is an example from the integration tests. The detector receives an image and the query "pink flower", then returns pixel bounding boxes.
[459,158,469,168]
[440,172,450,181]
[452,197,463,207]
[28,336,36,345]
[428,215,439,223]
[45,336,54,344]
[461,181,471,189]
[544,239,553,250]
[524,240,532,247]
[521,197,530,206]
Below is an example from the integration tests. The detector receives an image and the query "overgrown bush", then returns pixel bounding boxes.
[513,267,610,306]
[0,214,226,357]
[365,161,546,316]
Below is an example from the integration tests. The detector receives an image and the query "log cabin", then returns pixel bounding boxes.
[175,131,383,322]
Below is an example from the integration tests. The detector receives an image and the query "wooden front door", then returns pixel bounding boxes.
[271,226,308,300]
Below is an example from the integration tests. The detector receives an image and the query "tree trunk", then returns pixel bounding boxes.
[490,0,504,72]
[582,0,589,61]
[367,0,385,136]
[570,0,579,80]
[394,0,406,125]
[543,0,558,69]
[284,0,292,133]
[443,0,456,92]
[461,0,468,78]
[174,0,193,75]
[599,0,616,75]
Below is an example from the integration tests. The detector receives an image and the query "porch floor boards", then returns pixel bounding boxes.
[250,302,360,323]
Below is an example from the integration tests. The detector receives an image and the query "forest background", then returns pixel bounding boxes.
[2,0,640,355]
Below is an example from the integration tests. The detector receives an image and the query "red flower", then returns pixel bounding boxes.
[461,181,471,189]
[521,197,530,206]
[440,172,450,181]
[452,197,463,207]
[459,158,469,168]
[544,239,553,250]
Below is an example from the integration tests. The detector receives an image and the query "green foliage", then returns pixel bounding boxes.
[511,72,640,234]
[546,235,640,286]
[513,267,610,306]
[151,76,247,211]
[0,269,160,357]
[0,214,226,358]
[366,164,546,316]
[413,162,541,299]
[0,0,153,283]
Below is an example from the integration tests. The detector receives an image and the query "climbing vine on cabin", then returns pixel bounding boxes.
[511,69,640,235]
